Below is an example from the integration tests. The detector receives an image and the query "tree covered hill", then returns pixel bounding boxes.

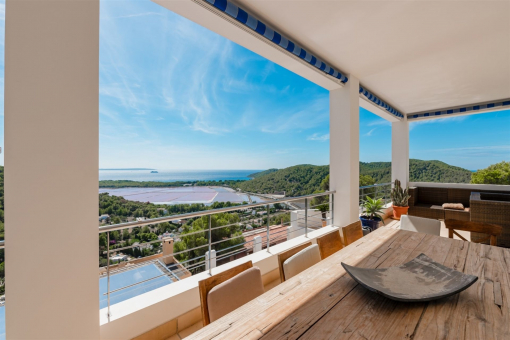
[238,164,329,196]
[361,159,472,183]
[248,168,278,178]
[409,159,472,183]
[471,161,510,185]
[238,160,473,196]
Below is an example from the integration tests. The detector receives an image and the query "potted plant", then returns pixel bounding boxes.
[391,179,411,220]
[360,196,386,231]
[316,203,329,227]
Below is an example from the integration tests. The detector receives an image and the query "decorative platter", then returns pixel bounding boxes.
[341,253,478,302]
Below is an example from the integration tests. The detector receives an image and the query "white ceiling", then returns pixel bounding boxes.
[230,0,510,114]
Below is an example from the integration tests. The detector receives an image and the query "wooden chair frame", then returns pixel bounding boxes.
[316,230,343,259]
[342,221,364,245]
[198,261,253,326]
[445,219,503,246]
[277,242,312,282]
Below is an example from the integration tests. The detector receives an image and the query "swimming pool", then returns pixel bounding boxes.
[0,264,172,336]
[0,306,4,340]
[99,263,173,309]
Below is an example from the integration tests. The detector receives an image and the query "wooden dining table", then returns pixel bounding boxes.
[185,226,510,339]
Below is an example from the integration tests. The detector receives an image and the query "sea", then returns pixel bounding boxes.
[99,169,262,182]
[99,169,268,205]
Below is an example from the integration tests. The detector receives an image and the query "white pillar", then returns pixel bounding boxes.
[5,1,99,339]
[391,117,410,187]
[253,236,262,253]
[205,250,217,270]
[330,76,360,227]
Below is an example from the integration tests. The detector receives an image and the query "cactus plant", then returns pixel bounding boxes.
[391,179,411,207]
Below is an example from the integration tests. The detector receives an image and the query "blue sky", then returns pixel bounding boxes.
[0,0,508,170]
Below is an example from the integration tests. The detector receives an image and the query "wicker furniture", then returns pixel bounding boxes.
[409,187,476,221]
[445,219,503,246]
[470,192,510,247]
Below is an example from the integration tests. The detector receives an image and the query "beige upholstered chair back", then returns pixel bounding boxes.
[282,244,321,281]
[401,215,441,236]
[198,261,264,325]
[277,242,312,282]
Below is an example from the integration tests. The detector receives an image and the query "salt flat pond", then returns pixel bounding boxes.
[99,186,268,205]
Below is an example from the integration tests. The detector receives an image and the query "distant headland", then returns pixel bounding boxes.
[99,168,156,171]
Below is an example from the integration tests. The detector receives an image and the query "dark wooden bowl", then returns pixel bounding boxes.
[341,253,478,302]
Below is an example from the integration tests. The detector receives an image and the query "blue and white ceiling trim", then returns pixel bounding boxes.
[202,0,404,120]
[203,0,348,83]
[359,85,404,119]
[407,98,510,120]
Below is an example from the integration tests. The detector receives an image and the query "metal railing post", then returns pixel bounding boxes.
[305,198,308,237]
[266,205,270,252]
[330,193,334,225]
[106,231,111,321]
[208,215,212,275]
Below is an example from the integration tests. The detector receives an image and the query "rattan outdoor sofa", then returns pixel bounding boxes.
[470,192,510,247]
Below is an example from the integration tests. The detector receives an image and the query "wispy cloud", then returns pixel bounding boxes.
[409,115,468,130]
[112,12,163,19]
[364,128,376,136]
[307,133,330,141]
[260,97,329,133]
[367,119,391,127]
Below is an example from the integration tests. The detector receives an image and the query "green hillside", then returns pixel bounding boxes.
[409,159,472,183]
[238,160,473,196]
[359,162,391,183]
[248,168,278,179]
[360,159,473,183]
[238,164,329,196]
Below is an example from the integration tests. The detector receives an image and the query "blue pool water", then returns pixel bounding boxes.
[99,264,173,309]
[0,265,170,337]
[0,306,4,340]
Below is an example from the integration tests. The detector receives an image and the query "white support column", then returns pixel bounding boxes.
[391,117,410,187]
[330,76,360,227]
[5,1,99,339]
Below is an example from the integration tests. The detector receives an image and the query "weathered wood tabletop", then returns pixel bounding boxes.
[186,227,510,340]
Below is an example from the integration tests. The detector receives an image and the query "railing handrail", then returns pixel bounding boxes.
[98,190,336,234]
[358,182,391,190]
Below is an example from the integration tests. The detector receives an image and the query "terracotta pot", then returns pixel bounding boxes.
[392,205,409,220]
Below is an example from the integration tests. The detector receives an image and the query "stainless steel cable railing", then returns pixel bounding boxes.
[99,190,335,321]
[359,182,391,205]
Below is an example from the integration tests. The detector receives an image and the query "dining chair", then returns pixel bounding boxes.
[198,261,264,325]
[316,230,343,259]
[445,219,502,246]
[277,242,313,282]
[343,221,364,245]
[281,244,321,281]
[400,215,441,236]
